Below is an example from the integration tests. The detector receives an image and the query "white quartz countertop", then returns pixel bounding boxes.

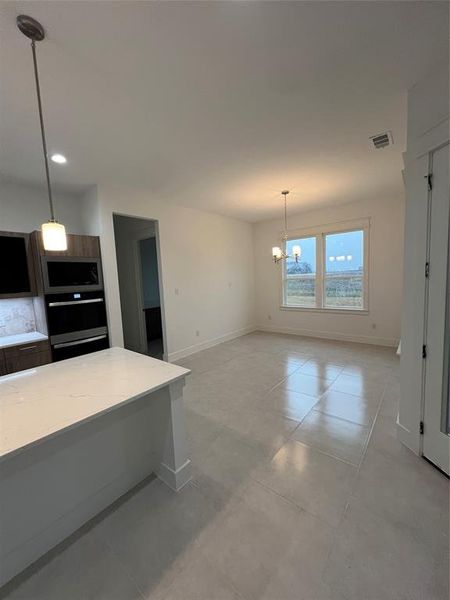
[0,331,48,350]
[0,347,190,461]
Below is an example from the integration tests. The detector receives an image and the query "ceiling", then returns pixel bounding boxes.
[1,1,448,222]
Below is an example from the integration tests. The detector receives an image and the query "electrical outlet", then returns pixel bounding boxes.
[372,323,376,330]
[268,315,272,320]
[196,330,200,337]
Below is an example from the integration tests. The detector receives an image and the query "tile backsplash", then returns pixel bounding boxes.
[0,299,36,337]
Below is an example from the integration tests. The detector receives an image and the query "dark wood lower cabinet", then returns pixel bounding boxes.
[2,340,52,375]
[0,352,6,376]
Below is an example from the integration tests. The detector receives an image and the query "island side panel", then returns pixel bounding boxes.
[0,385,181,587]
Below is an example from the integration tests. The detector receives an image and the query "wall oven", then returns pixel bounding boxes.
[45,291,109,361]
[41,256,103,294]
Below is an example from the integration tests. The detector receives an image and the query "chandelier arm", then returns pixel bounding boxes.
[31,39,55,222]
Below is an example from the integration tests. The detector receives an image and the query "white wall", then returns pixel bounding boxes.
[96,185,255,361]
[0,177,85,234]
[399,63,449,454]
[254,196,404,347]
[0,178,255,361]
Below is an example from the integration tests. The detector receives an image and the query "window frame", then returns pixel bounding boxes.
[280,218,370,313]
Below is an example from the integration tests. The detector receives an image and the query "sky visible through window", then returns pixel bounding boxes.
[286,237,316,273]
[286,230,363,274]
[326,230,363,273]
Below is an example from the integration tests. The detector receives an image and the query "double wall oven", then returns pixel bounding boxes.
[42,256,109,361]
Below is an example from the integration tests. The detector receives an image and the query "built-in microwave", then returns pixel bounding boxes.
[41,256,103,294]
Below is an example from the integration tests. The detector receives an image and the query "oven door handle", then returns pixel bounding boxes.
[48,298,104,307]
[53,335,107,349]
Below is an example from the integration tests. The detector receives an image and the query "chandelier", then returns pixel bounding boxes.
[272,190,301,264]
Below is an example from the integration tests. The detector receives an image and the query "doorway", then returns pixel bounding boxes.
[422,143,450,474]
[113,214,166,360]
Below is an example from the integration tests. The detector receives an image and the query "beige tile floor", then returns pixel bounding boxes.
[1,332,448,600]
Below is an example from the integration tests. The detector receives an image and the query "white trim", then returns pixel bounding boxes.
[280,305,369,316]
[317,231,324,308]
[168,325,256,362]
[156,459,192,492]
[407,117,449,162]
[278,217,371,240]
[133,238,148,355]
[256,323,399,348]
[396,419,420,456]
[112,213,168,361]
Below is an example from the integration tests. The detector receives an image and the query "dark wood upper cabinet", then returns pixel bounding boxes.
[0,232,37,299]
[32,232,101,258]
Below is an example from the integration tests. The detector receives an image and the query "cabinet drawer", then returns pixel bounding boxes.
[3,340,50,360]
[5,349,52,375]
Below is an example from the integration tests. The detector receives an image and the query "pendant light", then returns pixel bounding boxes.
[272,190,301,263]
[17,15,68,251]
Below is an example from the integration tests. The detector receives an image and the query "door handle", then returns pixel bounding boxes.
[48,298,104,307]
[53,335,107,349]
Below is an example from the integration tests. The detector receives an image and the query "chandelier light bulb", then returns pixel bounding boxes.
[272,246,282,261]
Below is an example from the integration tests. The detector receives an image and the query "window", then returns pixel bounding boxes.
[284,237,316,307]
[282,224,368,311]
[324,230,364,309]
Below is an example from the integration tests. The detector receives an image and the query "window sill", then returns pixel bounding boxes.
[280,305,369,316]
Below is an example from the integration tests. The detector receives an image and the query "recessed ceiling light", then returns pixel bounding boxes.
[51,153,67,164]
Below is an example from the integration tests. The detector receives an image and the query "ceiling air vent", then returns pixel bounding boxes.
[370,131,393,149]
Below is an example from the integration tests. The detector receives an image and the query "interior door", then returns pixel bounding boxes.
[423,143,450,474]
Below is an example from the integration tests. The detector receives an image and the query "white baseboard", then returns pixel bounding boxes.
[156,459,192,492]
[396,419,420,456]
[256,324,399,348]
[168,325,256,362]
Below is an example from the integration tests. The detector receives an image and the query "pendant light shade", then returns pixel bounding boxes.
[42,221,68,251]
[17,14,68,252]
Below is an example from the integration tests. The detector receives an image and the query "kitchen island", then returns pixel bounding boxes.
[0,348,191,586]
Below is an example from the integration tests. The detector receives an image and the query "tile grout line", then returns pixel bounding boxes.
[340,379,390,521]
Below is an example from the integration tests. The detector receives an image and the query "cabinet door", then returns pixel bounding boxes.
[34,232,101,258]
[0,350,6,376]
[0,232,36,298]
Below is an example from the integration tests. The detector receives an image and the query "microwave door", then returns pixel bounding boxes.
[42,257,103,293]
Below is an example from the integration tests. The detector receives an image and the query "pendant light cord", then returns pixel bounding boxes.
[31,39,55,221]
[284,195,287,232]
